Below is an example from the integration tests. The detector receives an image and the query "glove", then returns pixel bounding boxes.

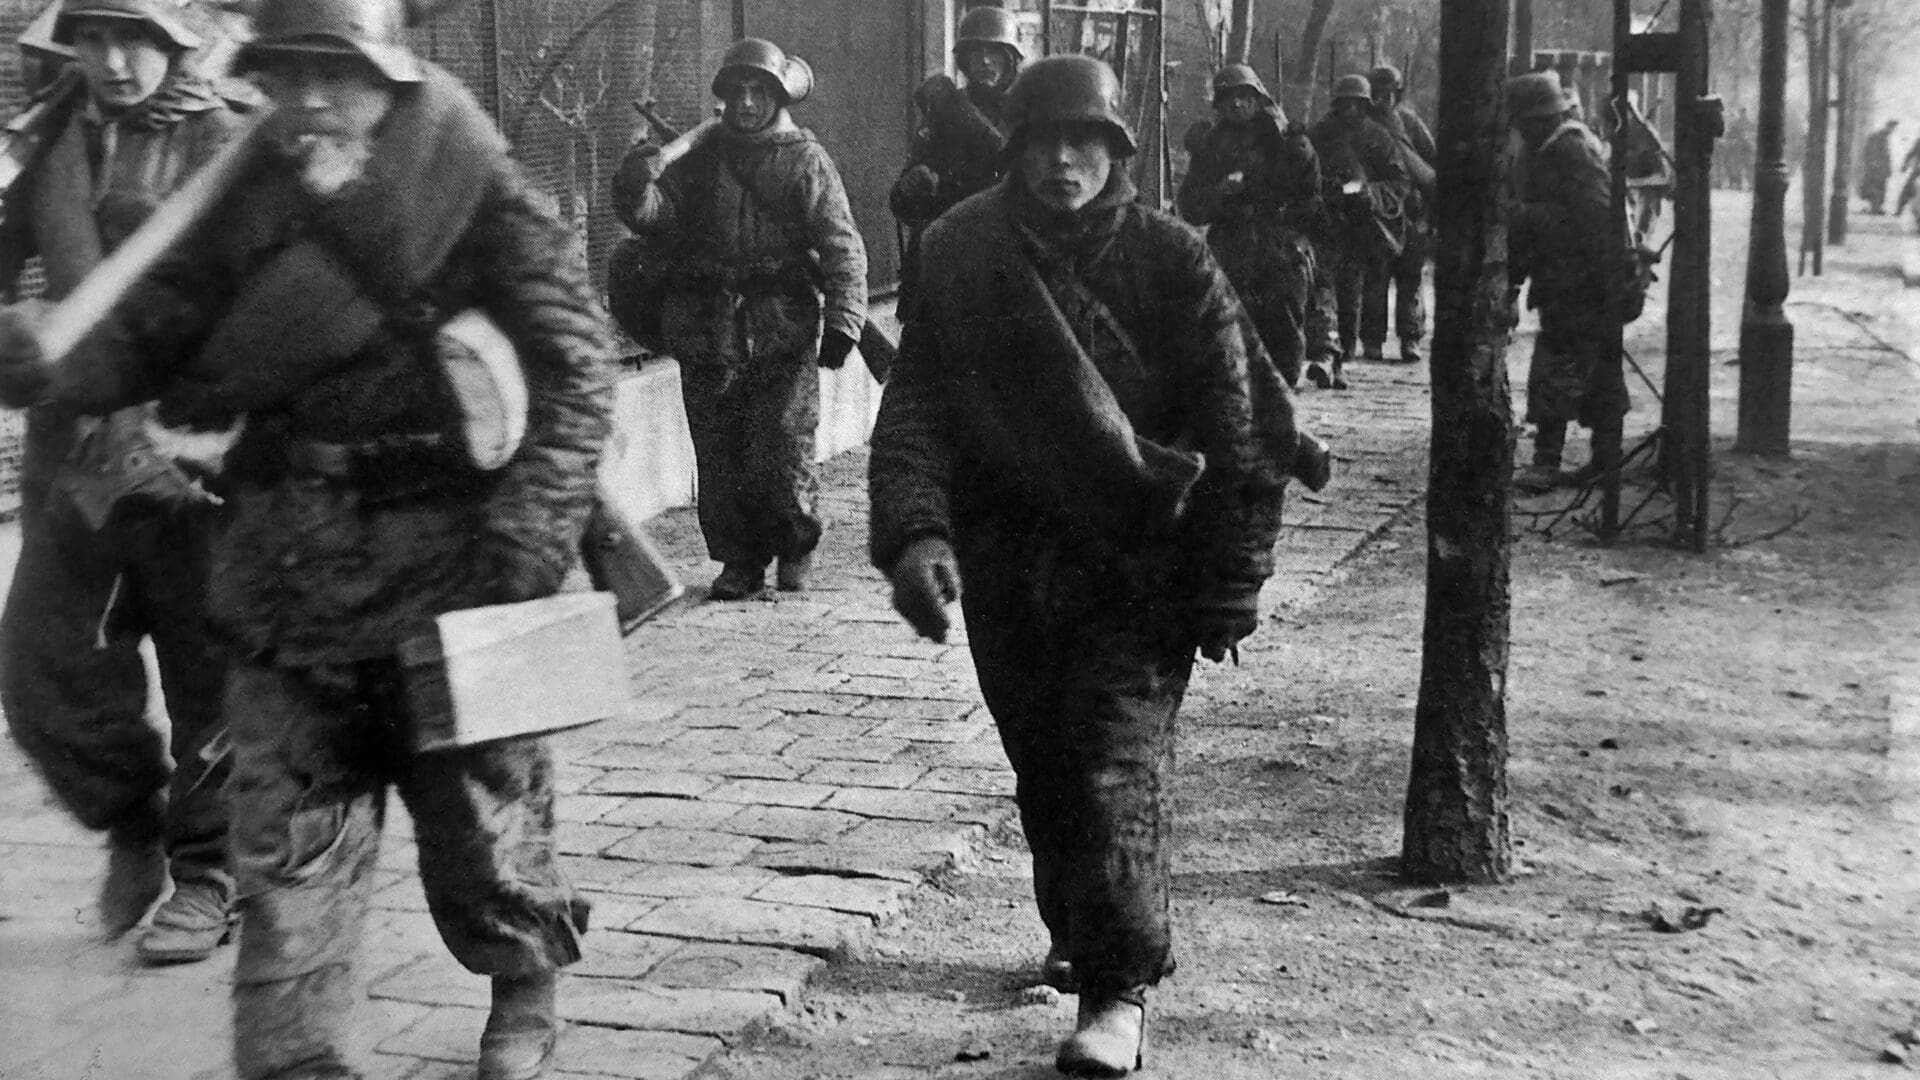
[1291,431,1333,493]
[1187,590,1262,663]
[889,535,961,643]
[0,301,54,409]
[818,329,857,370]
[897,164,938,205]
[614,144,665,200]
[466,533,565,607]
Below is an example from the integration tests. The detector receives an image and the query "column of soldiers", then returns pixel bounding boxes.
[0,2,1341,1077]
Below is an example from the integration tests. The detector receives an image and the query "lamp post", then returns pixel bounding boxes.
[1798,0,1829,275]
[1737,0,1795,456]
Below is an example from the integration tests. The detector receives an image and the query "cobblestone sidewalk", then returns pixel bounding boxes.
[0,361,1432,1080]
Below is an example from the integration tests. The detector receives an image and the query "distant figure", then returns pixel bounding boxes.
[1720,107,1754,191]
[1860,120,1898,214]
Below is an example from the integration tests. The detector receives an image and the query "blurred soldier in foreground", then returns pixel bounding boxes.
[614,38,867,600]
[1177,63,1319,386]
[891,3,1022,315]
[1363,63,1434,365]
[870,54,1326,1078]
[1307,73,1414,389]
[0,0,613,1074]
[0,0,244,966]
[1506,71,1627,494]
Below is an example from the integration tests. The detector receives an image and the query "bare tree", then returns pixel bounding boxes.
[1400,0,1513,884]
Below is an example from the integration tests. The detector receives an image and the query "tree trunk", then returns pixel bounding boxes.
[1281,0,1339,120]
[1400,0,1514,885]
[1227,0,1254,64]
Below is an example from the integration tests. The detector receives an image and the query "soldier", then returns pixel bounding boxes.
[613,38,868,600]
[870,54,1325,1077]
[1176,63,1320,386]
[1307,72,1414,389]
[1860,119,1897,214]
[1506,71,1626,494]
[891,3,1022,315]
[1363,63,1435,365]
[0,0,613,1075]
[0,0,245,966]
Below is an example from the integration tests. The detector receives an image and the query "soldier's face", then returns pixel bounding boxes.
[257,53,395,197]
[1018,122,1114,213]
[71,17,172,111]
[1216,89,1260,124]
[720,74,781,133]
[962,46,1011,89]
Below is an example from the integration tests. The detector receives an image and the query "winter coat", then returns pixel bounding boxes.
[47,65,614,665]
[0,75,246,521]
[1512,118,1614,311]
[1308,110,1414,259]
[614,115,867,375]
[870,174,1299,623]
[1177,110,1321,230]
[890,75,1011,228]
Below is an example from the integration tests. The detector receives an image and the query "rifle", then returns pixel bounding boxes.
[0,67,83,222]
[623,100,898,382]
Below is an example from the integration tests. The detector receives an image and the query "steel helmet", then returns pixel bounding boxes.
[712,37,814,106]
[1003,53,1135,156]
[1367,64,1403,94]
[956,5,1023,61]
[1506,71,1568,121]
[1332,73,1373,102]
[241,0,421,83]
[1211,63,1273,107]
[53,0,201,51]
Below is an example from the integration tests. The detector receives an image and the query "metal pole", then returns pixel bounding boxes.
[1828,20,1852,244]
[1737,0,1796,457]
[1666,0,1714,551]
[1798,0,1828,275]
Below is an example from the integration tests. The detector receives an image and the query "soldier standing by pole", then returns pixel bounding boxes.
[1176,63,1321,386]
[891,4,1022,317]
[0,0,613,1074]
[869,54,1328,1077]
[613,38,868,601]
[0,0,244,966]
[1363,63,1435,366]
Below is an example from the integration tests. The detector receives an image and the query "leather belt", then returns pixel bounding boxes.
[284,432,452,480]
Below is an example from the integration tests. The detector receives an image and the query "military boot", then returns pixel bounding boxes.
[775,552,813,592]
[1399,338,1423,365]
[137,879,236,965]
[1056,988,1146,1076]
[708,562,767,601]
[479,973,560,1080]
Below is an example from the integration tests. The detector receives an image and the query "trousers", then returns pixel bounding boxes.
[1,473,230,894]
[1362,239,1427,351]
[225,661,588,1080]
[959,532,1191,997]
[680,359,823,568]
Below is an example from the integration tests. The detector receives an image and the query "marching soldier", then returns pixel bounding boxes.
[1176,63,1320,386]
[0,0,244,966]
[0,0,614,1074]
[870,54,1326,1077]
[1307,72,1414,389]
[1363,63,1435,365]
[891,3,1022,315]
[613,38,868,600]
[1506,71,1627,493]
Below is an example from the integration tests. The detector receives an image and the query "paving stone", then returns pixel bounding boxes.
[645,941,825,1005]
[749,874,915,922]
[631,897,871,957]
[799,760,930,790]
[837,818,985,858]
[780,735,911,763]
[823,654,942,680]
[557,794,626,824]
[894,739,1009,769]
[864,717,988,744]
[665,728,797,756]
[766,669,857,694]
[849,696,978,721]
[604,828,762,867]
[599,797,742,831]
[583,894,663,932]
[759,712,882,739]
[571,930,682,980]
[586,744,705,772]
[580,770,720,799]
[703,778,836,808]
[721,804,863,843]
[676,706,783,730]
[750,690,872,715]
[835,675,977,701]
[377,1004,487,1063]
[701,753,804,781]
[561,859,779,899]
[555,762,606,795]
[565,981,781,1039]
[746,843,953,883]
[912,766,1016,796]
[550,1024,720,1078]
[373,876,431,912]
[821,787,1009,826]
[559,821,635,857]
[372,952,491,1010]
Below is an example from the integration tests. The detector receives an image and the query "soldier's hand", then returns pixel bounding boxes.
[897,164,939,206]
[615,144,666,196]
[0,300,54,409]
[889,535,961,643]
[818,330,857,370]
[1291,431,1333,493]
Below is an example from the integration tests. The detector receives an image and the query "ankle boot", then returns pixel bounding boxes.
[1056,990,1145,1076]
[775,551,812,592]
[479,973,560,1080]
[708,562,767,601]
